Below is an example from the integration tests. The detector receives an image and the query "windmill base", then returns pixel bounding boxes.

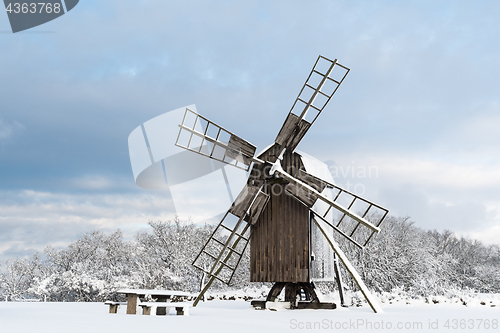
[251,282,336,310]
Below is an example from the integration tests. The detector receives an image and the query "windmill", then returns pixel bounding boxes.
[142,55,389,312]
[129,56,388,312]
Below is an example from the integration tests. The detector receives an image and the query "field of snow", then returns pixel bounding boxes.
[1,297,499,333]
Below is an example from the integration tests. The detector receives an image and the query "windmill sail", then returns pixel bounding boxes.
[192,211,251,286]
[293,168,389,247]
[277,169,379,231]
[275,56,350,152]
[229,184,270,225]
[192,210,251,307]
[192,184,270,305]
[276,168,388,248]
[175,108,257,171]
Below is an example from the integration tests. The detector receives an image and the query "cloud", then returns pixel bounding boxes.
[321,153,500,235]
[0,184,237,261]
[1,0,500,259]
[0,118,25,142]
[469,225,500,245]
[69,175,117,190]
[378,184,489,232]
[372,156,500,191]
[0,189,179,261]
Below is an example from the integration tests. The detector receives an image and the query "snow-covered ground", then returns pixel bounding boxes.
[1,297,499,333]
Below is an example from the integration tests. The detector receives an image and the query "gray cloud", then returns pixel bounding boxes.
[0,188,178,261]
[0,118,25,142]
[1,0,500,258]
[379,184,488,232]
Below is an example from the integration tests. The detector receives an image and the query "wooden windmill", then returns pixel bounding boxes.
[174,55,389,313]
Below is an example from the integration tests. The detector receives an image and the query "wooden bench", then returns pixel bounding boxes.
[116,289,190,315]
[104,301,127,313]
[139,302,193,316]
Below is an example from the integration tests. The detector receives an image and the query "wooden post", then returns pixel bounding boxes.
[126,294,138,314]
[312,217,383,313]
[266,282,286,302]
[109,304,119,314]
[333,253,346,307]
[155,297,167,315]
[194,275,216,307]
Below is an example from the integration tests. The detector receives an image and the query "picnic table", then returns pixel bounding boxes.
[116,289,191,315]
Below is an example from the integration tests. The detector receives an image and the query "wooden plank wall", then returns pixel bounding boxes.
[250,149,310,282]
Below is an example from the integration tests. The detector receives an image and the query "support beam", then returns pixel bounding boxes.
[312,217,383,313]
[333,253,346,307]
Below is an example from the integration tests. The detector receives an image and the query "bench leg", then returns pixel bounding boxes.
[156,306,166,316]
[109,304,119,314]
[126,294,138,315]
[175,306,189,316]
[142,306,151,315]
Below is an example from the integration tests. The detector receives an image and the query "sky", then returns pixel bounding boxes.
[1,0,500,261]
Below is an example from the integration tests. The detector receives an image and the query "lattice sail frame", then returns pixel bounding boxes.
[290,55,350,124]
[192,183,269,285]
[175,108,256,171]
[325,185,388,248]
[275,56,350,152]
[192,211,251,285]
[286,168,388,249]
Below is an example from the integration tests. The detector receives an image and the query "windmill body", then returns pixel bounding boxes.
[250,148,311,283]
[129,55,389,313]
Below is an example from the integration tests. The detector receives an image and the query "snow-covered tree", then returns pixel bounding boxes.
[36,230,136,301]
[2,215,499,302]
[134,217,217,292]
[0,253,44,301]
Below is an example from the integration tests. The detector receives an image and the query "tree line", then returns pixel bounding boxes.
[1,216,499,302]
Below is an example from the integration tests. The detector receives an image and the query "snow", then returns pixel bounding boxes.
[1,298,499,333]
[115,289,190,296]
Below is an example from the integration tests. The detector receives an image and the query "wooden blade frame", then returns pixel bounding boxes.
[275,56,350,151]
[229,184,270,225]
[294,169,389,248]
[276,168,389,248]
[192,211,251,306]
[175,108,257,171]
[192,185,269,306]
[192,211,250,284]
